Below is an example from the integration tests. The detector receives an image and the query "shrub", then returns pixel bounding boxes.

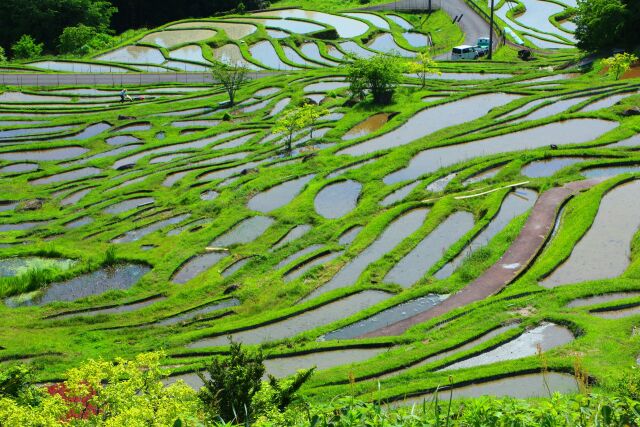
[11,35,43,60]
[0,46,6,63]
[58,25,97,55]
[602,52,638,80]
[346,54,404,105]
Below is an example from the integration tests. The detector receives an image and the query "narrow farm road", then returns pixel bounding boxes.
[361,179,603,338]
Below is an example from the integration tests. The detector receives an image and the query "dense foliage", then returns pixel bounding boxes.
[575,0,640,52]
[347,55,404,105]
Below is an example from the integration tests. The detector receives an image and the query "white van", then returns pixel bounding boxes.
[451,45,479,60]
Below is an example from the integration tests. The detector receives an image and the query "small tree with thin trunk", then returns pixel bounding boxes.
[407,51,440,88]
[273,107,307,153]
[602,52,638,80]
[346,54,403,105]
[211,60,249,106]
[299,103,329,139]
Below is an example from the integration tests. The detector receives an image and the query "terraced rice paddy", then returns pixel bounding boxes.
[1,4,640,409]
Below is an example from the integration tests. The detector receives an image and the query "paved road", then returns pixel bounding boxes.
[361,179,602,338]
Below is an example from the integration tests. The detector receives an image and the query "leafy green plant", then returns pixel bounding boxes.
[58,25,97,55]
[346,54,403,104]
[602,52,638,80]
[102,246,118,266]
[211,61,249,106]
[11,35,43,59]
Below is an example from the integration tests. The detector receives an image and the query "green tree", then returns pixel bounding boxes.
[346,54,404,105]
[602,52,638,80]
[211,60,249,106]
[11,35,43,60]
[273,108,308,152]
[407,51,440,88]
[198,341,265,423]
[59,25,97,55]
[574,0,637,52]
[0,46,6,63]
[299,104,329,139]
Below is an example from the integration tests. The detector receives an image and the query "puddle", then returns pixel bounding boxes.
[156,108,212,117]
[339,93,521,156]
[426,73,513,81]
[0,257,75,278]
[248,175,315,213]
[302,209,428,301]
[252,9,368,38]
[282,46,312,67]
[187,290,391,347]
[567,292,640,308]
[368,34,415,57]
[441,323,573,370]
[0,163,38,174]
[323,294,446,340]
[221,258,253,278]
[82,144,143,163]
[249,41,299,70]
[326,45,345,60]
[381,181,420,206]
[168,22,256,39]
[96,46,165,64]
[172,252,227,284]
[300,43,340,66]
[272,225,313,250]
[383,119,618,184]
[581,92,637,113]
[60,187,93,206]
[339,226,363,245]
[65,123,111,141]
[436,189,537,279]
[400,373,578,405]
[522,157,586,178]
[0,147,88,162]
[264,348,388,378]
[106,135,140,146]
[426,173,457,192]
[327,158,378,179]
[0,201,18,212]
[515,96,590,122]
[593,305,640,319]
[268,98,291,117]
[0,124,74,140]
[64,216,94,229]
[103,197,154,214]
[157,298,240,326]
[403,32,430,47]
[342,113,391,141]
[582,165,640,179]
[253,87,280,98]
[200,190,219,201]
[150,153,190,164]
[0,221,49,232]
[343,12,390,30]
[210,216,274,247]
[339,41,375,58]
[9,264,150,307]
[140,30,216,48]
[606,134,640,149]
[49,296,165,320]
[243,17,324,34]
[198,161,260,182]
[30,167,102,185]
[212,44,262,70]
[167,219,211,237]
[29,61,131,73]
[541,180,640,288]
[387,14,412,30]
[113,123,151,133]
[284,251,343,283]
[112,214,191,243]
[314,180,362,219]
[384,212,475,287]
[0,92,70,103]
[267,29,289,39]
[304,81,349,93]
[171,120,219,128]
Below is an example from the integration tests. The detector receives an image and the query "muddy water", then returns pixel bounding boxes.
[140,30,216,48]
[327,158,379,179]
[542,180,640,288]
[581,92,637,112]
[269,97,291,117]
[200,190,219,201]
[212,44,262,70]
[50,296,165,320]
[339,93,521,156]
[252,9,369,38]
[157,298,240,326]
[314,180,362,219]
[400,373,578,405]
[381,181,420,207]
[567,292,640,308]
[606,133,640,149]
[112,214,191,243]
[249,41,299,70]
[522,157,587,178]
[441,323,573,370]
[342,113,391,141]
[103,197,154,214]
[106,135,139,146]
[60,187,93,206]
[30,167,102,185]
[302,209,428,301]
[64,216,94,229]
[384,119,617,184]
[463,165,503,185]
[0,163,38,174]
[515,96,590,122]
[267,29,289,39]
[221,258,252,278]
[343,12,390,30]
[303,81,348,92]
[276,245,324,270]
[0,201,18,212]
[171,120,219,128]
[187,290,391,347]
[436,189,537,279]
[29,61,131,73]
[300,43,340,66]
[323,294,446,340]
[272,225,312,250]
[582,165,640,179]
[426,73,513,81]
[0,221,49,232]
[387,14,412,30]
[339,41,375,58]
[403,32,430,47]
[210,216,274,247]
[0,257,75,277]
[113,123,151,133]
[172,252,227,284]
[368,34,415,57]
[384,211,475,287]
[0,146,88,162]
[15,264,151,306]
[81,144,142,163]
[248,175,315,212]
[166,22,256,39]
[593,305,640,319]
[253,87,280,98]
[96,46,165,64]
[284,251,343,282]
[65,123,111,141]
[282,46,312,67]
[243,17,324,34]
[198,161,260,182]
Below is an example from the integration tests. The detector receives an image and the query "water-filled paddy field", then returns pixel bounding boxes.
[1,4,640,407]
